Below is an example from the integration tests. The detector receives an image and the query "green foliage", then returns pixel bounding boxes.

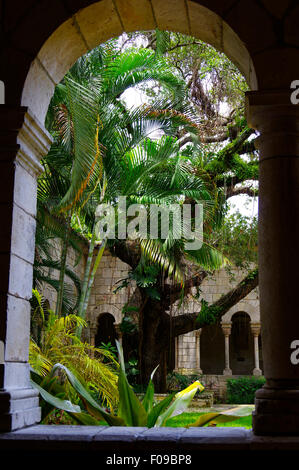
[196,300,222,326]
[100,342,118,360]
[31,341,205,427]
[167,371,202,392]
[120,316,138,334]
[43,39,228,318]
[29,294,119,410]
[30,289,47,346]
[166,410,253,428]
[212,211,258,269]
[33,208,82,315]
[124,358,140,387]
[118,304,139,335]
[32,341,253,427]
[138,31,248,114]
[226,376,266,404]
[131,263,160,288]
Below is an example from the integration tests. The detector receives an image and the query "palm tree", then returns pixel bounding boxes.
[34,202,83,316]
[43,43,219,322]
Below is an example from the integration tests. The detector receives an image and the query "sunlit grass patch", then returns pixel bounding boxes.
[165,412,252,429]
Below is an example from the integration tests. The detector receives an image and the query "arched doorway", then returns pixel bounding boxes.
[230,312,254,375]
[200,323,225,375]
[94,312,117,349]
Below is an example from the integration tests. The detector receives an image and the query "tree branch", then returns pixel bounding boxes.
[225,186,258,199]
[173,269,258,336]
[162,271,208,310]
[109,240,141,270]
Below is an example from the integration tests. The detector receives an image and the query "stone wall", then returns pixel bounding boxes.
[40,238,86,312]
[87,250,133,327]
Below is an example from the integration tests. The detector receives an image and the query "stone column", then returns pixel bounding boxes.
[195,329,203,374]
[174,336,179,371]
[0,106,52,431]
[221,323,232,375]
[251,323,262,376]
[246,90,299,435]
[114,324,123,347]
[89,325,97,358]
[90,327,97,348]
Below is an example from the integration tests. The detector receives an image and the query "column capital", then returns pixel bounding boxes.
[89,326,97,335]
[246,89,299,158]
[246,89,299,127]
[0,106,52,175]
[114,323,123,337]
[195,328,202,337]
[250,322,261,337]
[221,322,232,336]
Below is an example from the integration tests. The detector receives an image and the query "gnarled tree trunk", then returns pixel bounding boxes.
[139,296,170,392]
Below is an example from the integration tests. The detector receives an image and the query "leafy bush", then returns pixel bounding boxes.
[29,293,119,411]
[226,376,265,404]
[167,372,201,392]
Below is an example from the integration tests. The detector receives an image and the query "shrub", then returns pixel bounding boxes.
[167,372,201,392]
[226,376,266,404]
[29,305,119,411]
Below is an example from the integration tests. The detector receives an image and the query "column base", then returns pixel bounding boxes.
[252,368,262,376]
[253,382,299,435]
[0,388,41,432]
[223,368,232,376]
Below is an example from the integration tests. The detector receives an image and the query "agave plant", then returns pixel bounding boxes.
[31,341,252,427]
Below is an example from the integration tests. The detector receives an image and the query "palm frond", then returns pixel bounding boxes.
[29,312,119,409]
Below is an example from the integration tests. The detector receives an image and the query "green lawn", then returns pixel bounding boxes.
[165,412,252,429]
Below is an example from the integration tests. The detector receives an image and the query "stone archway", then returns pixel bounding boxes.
[200,323,224,375]
[92,304,122,325]
[1,1,258,432]
[1,0,299,436]
[94,312,117,348]
[21,0,257,124]
[89,304,122,351]
[230,312,254,375]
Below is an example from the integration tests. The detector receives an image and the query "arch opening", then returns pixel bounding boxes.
[95,312,118,349]
[1,0,261,431]
[21,0,257,124]
[200,323,225,375]
[230,312,254,375]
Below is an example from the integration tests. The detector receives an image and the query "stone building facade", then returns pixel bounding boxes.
[42,238,261,393]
